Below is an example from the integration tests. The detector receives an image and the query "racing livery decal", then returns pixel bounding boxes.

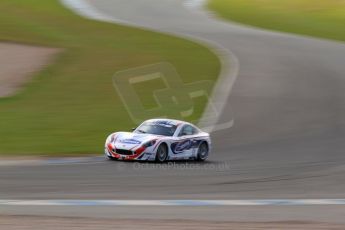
[119,138,141,145]
[171,140,193,154]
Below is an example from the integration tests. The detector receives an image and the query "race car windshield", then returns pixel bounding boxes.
[135,122,177,136]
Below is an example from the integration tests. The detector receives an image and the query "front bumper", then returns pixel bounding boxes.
[105,145,154,161]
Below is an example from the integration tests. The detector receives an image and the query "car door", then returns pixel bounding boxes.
[171,125,196,159]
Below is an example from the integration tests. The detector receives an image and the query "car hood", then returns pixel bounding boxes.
[111,132,161,150]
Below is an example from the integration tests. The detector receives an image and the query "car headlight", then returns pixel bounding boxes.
[142,140,157,148]
[106,134,115,144]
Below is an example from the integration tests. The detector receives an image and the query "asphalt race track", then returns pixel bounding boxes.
[1,0,345,224]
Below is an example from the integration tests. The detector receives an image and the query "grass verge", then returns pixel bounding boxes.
[208,0,345,42]
[0,0,220,155]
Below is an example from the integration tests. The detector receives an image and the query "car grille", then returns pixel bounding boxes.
[116,149,133,155]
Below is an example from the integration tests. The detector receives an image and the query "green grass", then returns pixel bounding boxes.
[208,0,345,42]
[0,0,220,155]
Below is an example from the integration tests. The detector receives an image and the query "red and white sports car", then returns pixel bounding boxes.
[105,118,211,162]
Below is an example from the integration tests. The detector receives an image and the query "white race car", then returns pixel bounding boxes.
[105,118,211,162]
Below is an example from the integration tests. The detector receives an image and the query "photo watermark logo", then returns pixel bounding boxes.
[112,62,234,131]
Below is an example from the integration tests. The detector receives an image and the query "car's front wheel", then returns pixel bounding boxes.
[155,144,168,163]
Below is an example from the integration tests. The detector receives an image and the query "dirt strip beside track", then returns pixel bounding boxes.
[0,43,59,97]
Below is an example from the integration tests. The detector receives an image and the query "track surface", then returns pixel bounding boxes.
[1,0,345,222]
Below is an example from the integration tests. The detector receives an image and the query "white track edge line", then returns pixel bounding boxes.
[1,199,345,206]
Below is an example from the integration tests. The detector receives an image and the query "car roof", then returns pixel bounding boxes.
[145,118,190,127]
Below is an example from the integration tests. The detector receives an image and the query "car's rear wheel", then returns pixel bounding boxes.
[196,142,209,161]
[155,144,168,163]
